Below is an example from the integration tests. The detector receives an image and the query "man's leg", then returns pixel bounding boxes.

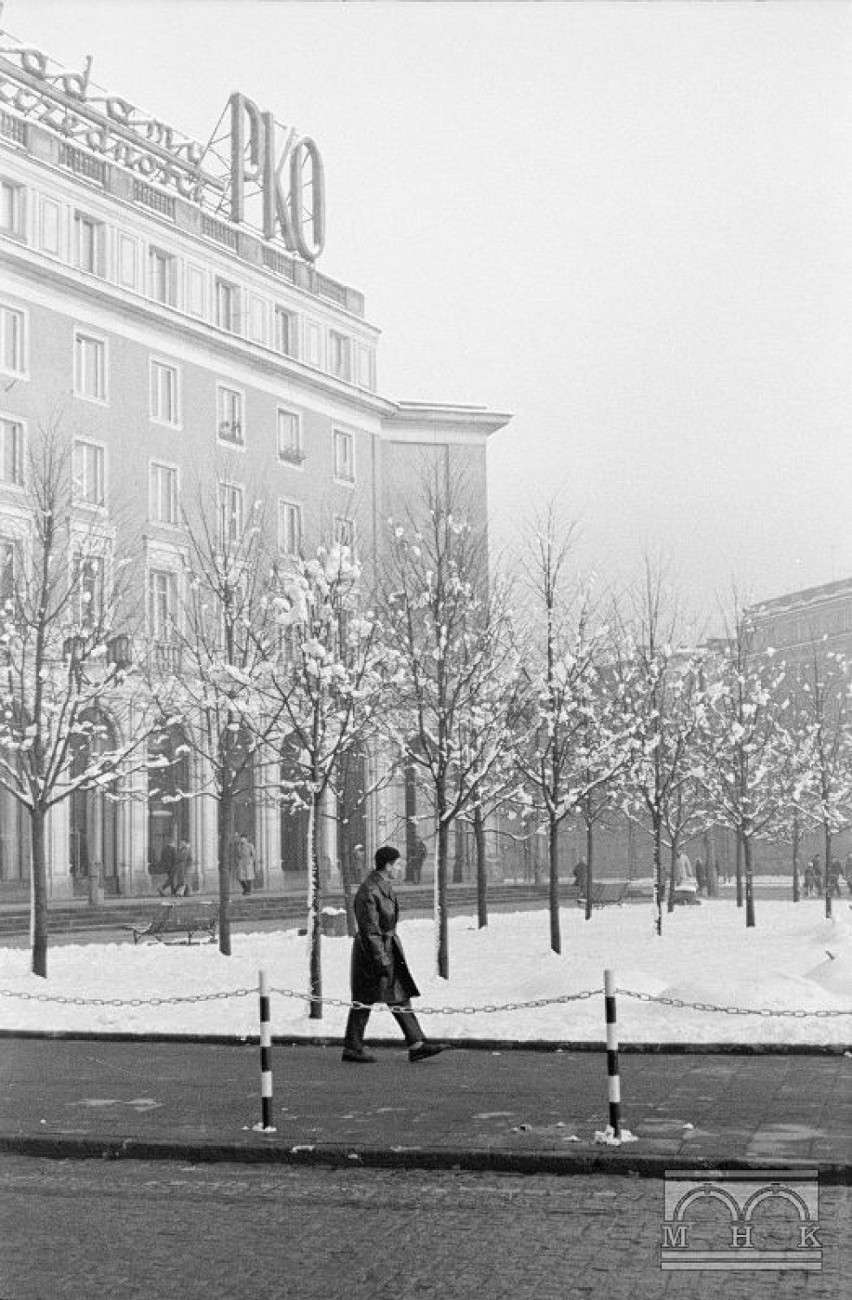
[391,1003,443,1063]
[342,1007,375,1062]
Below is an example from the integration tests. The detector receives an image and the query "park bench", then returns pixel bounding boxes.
[576,880,630,909]
[122,900,218,945]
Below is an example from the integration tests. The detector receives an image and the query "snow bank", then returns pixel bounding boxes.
[0,902,849,1045]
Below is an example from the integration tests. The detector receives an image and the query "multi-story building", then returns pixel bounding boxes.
[0,31,510,899]
[748,577,852,665]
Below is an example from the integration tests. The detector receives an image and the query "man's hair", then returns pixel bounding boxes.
[375,845,400,871]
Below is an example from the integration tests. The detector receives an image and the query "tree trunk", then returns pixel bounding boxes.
[824,823,833,921]
[735,833,744,908]
[548,810,560,954]
[652,813,663,936]
[744,834,755,928]
[341,860,356,937]
[217,791,233,957]
[584,820,594,923]
[791,812,800,904]
[30,804,48,979]
[474,806,488,929]
[436,816,450,979]
[667,839,677,914]
[452,817,465,884]
[308,796,323,1019]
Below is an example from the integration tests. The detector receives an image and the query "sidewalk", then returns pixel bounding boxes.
[1,1037,849,1181]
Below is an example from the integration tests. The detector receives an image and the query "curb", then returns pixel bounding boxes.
[0,1029,847,1054]
[2,1133,849,1183]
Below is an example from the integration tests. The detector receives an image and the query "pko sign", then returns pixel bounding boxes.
[229,93,325,263]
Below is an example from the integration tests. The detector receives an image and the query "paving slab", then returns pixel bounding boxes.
[0,1037,848,1180]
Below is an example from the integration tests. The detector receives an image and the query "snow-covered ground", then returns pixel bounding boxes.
[0,901,849,1046]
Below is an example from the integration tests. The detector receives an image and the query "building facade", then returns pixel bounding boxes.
[0,32,510,899]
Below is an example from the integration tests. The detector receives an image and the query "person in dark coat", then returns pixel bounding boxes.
[342,845,443,1065]
[158,839,176,896]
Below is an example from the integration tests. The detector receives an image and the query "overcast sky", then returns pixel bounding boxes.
[7,1,851,629]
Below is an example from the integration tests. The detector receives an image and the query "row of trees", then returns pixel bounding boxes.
[1,421,849,1001]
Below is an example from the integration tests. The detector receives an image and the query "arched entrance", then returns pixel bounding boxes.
[280,741,308,879]
[69,708,120,895]
[147,721,191,882]
[0,784,30,888]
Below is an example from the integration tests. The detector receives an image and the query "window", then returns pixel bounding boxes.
[118,234,137,289]
[217,386,243,445]
[149,462,179,526]
[333,428,355,483]
[0,418,24,486]
[215,278,238,333]
[149,569,177,641]
[0,538,19,606]
[73,212,105,276]
[217,482,244,547]
[73,440,105,507]
[148,247,177,305]
[357,344,375,391]
[186,265,205,318]
[150,359,180,426]
[0,179,25,238]
[274,306,296,357]
[39,198,60,255]
[74,332,106,401]
[74,554,104,630]
[248,295,266,344]
[277,408,303,465]
[305,321,322,367]
[329,331,351,381]
[0,306,25,375]
[334,516,356,557]
[278,499,303,557]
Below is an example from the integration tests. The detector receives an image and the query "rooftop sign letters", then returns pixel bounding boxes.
[0,31,326,262]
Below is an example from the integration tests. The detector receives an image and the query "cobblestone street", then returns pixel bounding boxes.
[0,1157,847,1300]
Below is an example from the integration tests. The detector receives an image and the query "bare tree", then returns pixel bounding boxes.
[699,600,788,928]
[265,542,392,1018]
[787,643,852,919]
[144,477,282,956]
[380,463,517,979]
[0,416,156,976]
[615,558,706,933]
[514,504,630,952]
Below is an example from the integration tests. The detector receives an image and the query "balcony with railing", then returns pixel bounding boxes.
[218,420,243,446]
[153,641,182,673]
[278,444,306,467]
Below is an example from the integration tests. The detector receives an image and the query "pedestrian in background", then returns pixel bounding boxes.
[235,834,256,896]
[342,845,443,1065]
[174,839,193,896]
[158,838,176,896]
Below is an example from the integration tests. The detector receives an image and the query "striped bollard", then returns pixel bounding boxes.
[259,969,273,1129]
[604,969,621,1139]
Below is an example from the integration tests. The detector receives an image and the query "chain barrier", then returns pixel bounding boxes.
[0,983,849,1017]
[0,987,256,1008]
[615,989,852,1019]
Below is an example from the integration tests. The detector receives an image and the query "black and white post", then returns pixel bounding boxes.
[604,968,621,1139]
[259,968,273,1129]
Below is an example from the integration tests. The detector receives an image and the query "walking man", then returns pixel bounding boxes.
[342,845,443,1065]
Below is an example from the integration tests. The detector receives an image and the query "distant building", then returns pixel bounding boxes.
[747,577,852,664]
[0,30,510,898]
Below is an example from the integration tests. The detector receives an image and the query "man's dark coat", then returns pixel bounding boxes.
[350,869,420,1005]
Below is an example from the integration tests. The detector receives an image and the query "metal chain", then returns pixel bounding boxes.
[616,989,852,1019]
[0,983,848,1018]
[0,987,256,1007]
[269,988,601,1015]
